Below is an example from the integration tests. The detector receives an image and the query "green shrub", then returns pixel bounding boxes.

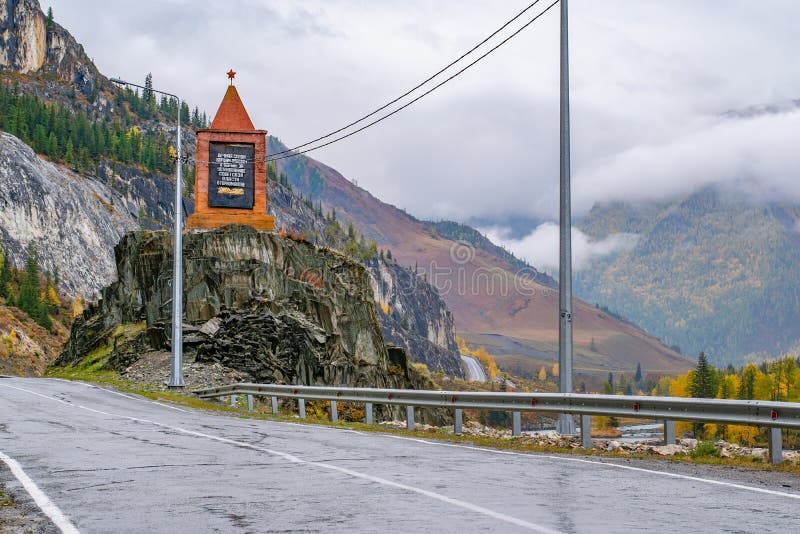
[691,440,719,458]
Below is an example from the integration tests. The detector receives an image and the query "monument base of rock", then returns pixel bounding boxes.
[55,226,443,422]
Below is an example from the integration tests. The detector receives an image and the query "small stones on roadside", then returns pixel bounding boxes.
[374,419,798,462]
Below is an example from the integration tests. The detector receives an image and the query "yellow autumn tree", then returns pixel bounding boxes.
[538,366,547,381]
[472,347,499,380]
[45,284,60,309]
[70,296,85,318]
[669,372,692,397]
[716,374,739,399]
[551,362,559,378]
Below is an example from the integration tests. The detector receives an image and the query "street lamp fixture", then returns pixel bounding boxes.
[110,76,185,389]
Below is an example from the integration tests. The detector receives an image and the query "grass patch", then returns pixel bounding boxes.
[690,440,720,458]
[1,486,14,507]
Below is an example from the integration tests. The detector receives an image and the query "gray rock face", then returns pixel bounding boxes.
[0,132,136,296]
[365,257,461,376]
[0,0,101,96]
[57,226,425,391]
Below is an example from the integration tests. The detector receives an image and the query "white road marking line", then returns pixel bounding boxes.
[0,450,80,534]
[4,384,559,533]
[359,432,800,501]
[0,383,72,405]
[45,378,189,412]
[150,401,188,412]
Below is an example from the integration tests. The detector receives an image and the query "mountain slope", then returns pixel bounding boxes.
[268,138,693,378]
[575,187,800,366]
[0,132,136,295]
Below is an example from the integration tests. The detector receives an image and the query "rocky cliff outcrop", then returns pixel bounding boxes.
[0,132,137,295]
[365,257,461,376]
[0,0,101,96]
[56,226,431,393]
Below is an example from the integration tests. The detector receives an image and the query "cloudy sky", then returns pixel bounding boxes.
[44,0,800,269]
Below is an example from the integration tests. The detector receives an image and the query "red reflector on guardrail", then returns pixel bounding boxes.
[387,393,394,400]
[531,399,537,407]
[451,396,457,403]
[633,403,640,413]
[336,391,342,397]
[771,410,778,420]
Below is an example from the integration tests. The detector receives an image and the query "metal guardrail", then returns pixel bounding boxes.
[194,383,800,464]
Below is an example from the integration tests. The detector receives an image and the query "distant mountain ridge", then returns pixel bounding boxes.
[575,187,800,366]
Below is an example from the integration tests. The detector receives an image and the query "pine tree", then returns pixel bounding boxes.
[17,245,40,317]
[635,362,643,384]
[64,138,75,165]
[180,101,190,125]
[690,352,715,398]
[46,7,53,28]
[738,365,757,399]
[142,73,153,103]
[191,107,201,128]
[0,248,11,299]
[36,295,52,330]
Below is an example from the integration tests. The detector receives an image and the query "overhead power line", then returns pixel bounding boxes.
[266,0,559,163]
[269,0,549,159]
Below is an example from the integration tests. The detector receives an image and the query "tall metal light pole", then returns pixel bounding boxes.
[556,0,576,435]
[111,77,185,389]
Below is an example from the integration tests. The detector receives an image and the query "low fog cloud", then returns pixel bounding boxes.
[573,109,800,213]
[484,223,638,274]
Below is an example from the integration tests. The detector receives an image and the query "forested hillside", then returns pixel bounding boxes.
[575,187,800,366]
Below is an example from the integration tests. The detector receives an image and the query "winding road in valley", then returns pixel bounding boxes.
[1,377,798,533]
[460,354,488,382]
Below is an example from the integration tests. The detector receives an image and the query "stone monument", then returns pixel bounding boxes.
[186,70,275,231]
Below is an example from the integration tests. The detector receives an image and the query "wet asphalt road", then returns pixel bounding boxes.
[0,377,798,534]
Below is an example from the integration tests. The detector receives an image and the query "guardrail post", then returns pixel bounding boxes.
[406,406,415,430]
[663,420,676,444]
[330,400,338,423]
[454,409,463,436]
[230,394,237,407]
[512,411,521,437]
[580,415,592,448]
[271,396,278,415]
[247,394,254,412]
[365,402,373,425]
[298,398,306,419]
[768,427,783,464]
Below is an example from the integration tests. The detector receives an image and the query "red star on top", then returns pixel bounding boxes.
[227,69,236,84]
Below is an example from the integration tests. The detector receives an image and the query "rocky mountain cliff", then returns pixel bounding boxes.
[365,256,460,375]
[575,188,800,366]
[56,226,433,395]
[0,132,136,295]
[0,0,100,96]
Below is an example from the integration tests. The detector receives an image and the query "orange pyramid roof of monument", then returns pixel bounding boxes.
[209,85,256,130]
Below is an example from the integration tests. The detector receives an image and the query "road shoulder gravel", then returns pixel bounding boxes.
[0,469,57,534]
